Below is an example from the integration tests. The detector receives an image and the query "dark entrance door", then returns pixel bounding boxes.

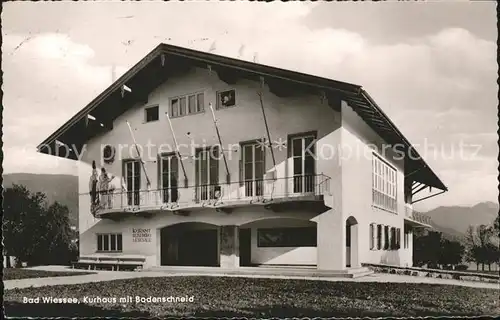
[239,228,252,266]
[178,229,219,266]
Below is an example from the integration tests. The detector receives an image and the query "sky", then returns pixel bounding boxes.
[2,1,498,211]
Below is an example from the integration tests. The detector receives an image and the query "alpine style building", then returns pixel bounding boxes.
[38,43,447,271]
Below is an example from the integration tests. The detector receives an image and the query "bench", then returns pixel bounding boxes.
[72,256,146,271]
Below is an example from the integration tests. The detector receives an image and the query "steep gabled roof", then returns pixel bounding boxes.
[36,43,447,191]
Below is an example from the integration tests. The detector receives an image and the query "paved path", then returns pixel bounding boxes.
[4,266,499,290]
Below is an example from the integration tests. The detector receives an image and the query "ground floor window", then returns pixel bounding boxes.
[97,233,123,252]
[384,226,390,250]
[404,228,411,249]
[257,227,316,247]
[376,224,382,250]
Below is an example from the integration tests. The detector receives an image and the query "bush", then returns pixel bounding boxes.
[455,264,468,271]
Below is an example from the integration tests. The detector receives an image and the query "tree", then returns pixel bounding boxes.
[3,184,47,263]
[466,223,498,271]
[413,230,442,268]
[438,239,465,268]
[3,184,76,267]
[493,215,499,234]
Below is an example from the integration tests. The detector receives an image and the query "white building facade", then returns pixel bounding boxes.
[38,44,447,270]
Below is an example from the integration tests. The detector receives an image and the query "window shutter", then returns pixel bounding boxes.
[377,225,382,250]
[396,228,401,249]
[384,226,389,250]
[369,224,374,250]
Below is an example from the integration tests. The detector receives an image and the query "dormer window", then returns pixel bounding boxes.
[145,105,159,123]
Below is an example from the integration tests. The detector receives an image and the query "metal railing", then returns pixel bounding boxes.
[89,174,331,213]
[404,204,432,226]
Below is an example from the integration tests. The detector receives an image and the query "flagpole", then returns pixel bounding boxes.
[126,121,151,189]
[209,103,230,184]
[166,113,188,187]
[258,77,276,169]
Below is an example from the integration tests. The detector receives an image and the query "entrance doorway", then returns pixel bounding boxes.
[160,223,219,266]
[239,228,252,266]
[345,216,359,268]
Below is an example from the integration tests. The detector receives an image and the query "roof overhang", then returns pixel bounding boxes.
[36,43,447,192]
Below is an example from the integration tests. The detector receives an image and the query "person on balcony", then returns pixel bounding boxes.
[89,161,99,216]
[98,168,115,209]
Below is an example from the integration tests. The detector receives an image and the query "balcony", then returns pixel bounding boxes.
[91,174,331,219]
[404,204,432,227]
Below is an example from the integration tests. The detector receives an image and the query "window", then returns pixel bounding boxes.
[170,92,204,118]
[372,154,397,212]
[216,89,236,109]
[159,154,179,203]
[240,141,265,197]
[195,147,219,201]
[97,233,122,252]
[404,228,411,249]
[124,160,141,206]
[145,106,159,122]
[390,227,397,250]
[369,223,376,250]
[377,224,382,250]
[384,226,390,250]
[257,227,316,247]
[289,133,316,193]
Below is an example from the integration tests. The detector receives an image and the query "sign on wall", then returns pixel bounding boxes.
[132,228,152,243]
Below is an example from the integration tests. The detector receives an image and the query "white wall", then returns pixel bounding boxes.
[77,66,342,266]
[340,101,412,267]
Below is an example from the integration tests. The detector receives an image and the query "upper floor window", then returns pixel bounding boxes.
[170,92,205,118]
[124,160,141,206]
[145,105,159,123]
[289,132,316,193]
[216,89,236,110]
[372,153,397,212]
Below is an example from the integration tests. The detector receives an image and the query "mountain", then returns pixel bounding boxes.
[3,173,79,228]
[423,201,499,241]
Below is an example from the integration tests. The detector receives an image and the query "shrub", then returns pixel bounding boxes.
[455,264,468,271]
[427,263,439,269]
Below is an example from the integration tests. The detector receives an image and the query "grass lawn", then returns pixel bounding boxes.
[4,276,500,317]
[3,268,95,280]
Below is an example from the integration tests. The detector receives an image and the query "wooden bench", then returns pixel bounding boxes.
[72,256,146,271]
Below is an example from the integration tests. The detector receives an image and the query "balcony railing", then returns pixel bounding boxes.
[404,204,432,226]
[90,174,331,214]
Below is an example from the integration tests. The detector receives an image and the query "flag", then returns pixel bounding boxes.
[209,40,217,52]
[238,44,245,58]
